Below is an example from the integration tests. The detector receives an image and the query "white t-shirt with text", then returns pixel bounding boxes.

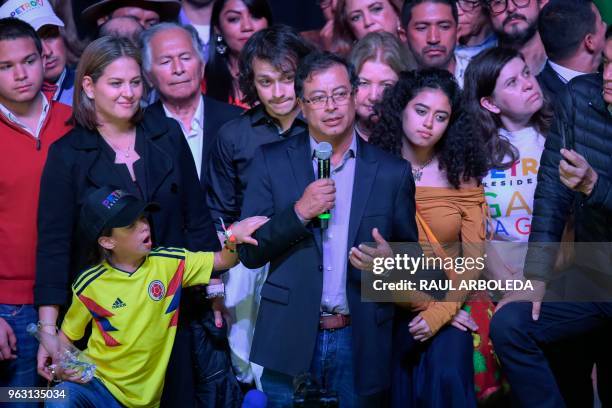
[483,127,545,280]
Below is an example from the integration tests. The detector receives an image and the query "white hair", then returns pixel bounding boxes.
[140,22,205,74]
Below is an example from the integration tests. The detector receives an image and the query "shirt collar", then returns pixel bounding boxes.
[249,103,307,132]
[54,68,66,88]
[52,68,67,100]
[548,61,587,84]
[162,95,204,131]
[0,92,49,136]
[248,104,268,125]
[41,92,50,112]
[193,95,204,128]
[309,130,357,161]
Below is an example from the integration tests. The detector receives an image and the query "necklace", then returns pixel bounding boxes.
[103,136,134,159]
[411,157,434,182]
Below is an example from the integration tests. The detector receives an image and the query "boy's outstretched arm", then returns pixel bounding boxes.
[213,216,269,270]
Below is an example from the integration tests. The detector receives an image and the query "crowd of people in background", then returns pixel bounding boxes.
[0,0,611,407]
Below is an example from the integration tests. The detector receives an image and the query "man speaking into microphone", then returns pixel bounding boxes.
[239,51,418,407]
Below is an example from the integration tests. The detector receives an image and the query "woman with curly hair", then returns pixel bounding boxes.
[463,47,551,294]
[370,68,494,407]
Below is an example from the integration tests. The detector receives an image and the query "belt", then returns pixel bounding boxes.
[319,313,351,330]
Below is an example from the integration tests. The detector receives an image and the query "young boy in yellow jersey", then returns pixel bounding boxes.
[46,186,268,408]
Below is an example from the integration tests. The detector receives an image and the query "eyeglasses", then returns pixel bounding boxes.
[302,90,352,109]
[457,0,481,12]
[485,0,531,16]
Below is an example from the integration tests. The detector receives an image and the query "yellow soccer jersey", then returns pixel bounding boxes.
[61,247,214,408]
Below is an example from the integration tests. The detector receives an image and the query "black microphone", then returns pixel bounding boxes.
[315,142,332,229]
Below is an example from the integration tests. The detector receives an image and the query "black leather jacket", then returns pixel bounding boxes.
[525,74,612,281]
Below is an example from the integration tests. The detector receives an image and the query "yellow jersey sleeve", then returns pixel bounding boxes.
[183,250,214,287]
[61,292,93,342]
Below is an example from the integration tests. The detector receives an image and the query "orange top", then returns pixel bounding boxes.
[414,186,487,335]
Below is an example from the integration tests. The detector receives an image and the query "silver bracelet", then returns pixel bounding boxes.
[206,283,225,299]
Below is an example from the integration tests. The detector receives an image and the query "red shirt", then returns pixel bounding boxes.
[0,99,72,304]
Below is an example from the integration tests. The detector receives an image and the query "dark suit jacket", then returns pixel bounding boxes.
[146,95,243,188]
[239,132,418,395]
[34,110,219,307]
[537,61,568,106]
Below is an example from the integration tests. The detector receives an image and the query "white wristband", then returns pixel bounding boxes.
[206,283,225,299]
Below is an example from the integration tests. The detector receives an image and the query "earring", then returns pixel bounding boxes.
[215,34,227,55]
[396,23,406,41]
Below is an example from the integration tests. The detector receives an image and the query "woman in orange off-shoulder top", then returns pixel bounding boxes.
[370,69,495,407]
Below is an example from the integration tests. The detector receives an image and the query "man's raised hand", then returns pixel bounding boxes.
[294,179,336,221]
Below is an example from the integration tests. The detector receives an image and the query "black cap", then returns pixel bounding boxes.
[80,186,158,242]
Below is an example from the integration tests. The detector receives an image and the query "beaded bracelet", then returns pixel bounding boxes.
[219,218,237,244]
[224,240,237,253]
[220,218,237,252]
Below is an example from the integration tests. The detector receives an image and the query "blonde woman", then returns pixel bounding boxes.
[349,31,414,140]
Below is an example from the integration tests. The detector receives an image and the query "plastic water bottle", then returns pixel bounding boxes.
[26,323,96,383]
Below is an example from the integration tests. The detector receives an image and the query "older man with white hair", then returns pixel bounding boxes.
[141,22,243,405]
[142,22,241,183]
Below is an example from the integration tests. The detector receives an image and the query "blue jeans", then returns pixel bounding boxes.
[45,378,123,408]
[261,326,387,408]
[490,301,612,407]
[0,304,40,408]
